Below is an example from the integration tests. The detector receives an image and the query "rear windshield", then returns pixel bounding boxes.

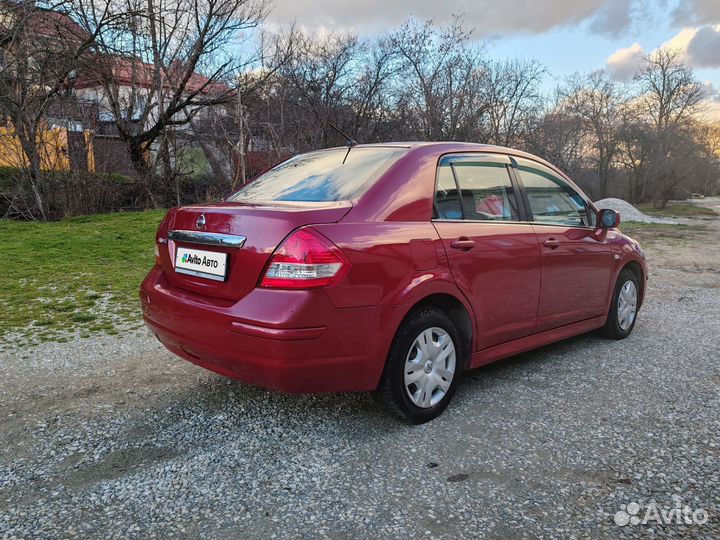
[227,147,405,203]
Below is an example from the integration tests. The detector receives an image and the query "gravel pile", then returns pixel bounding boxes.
[1,223,718,539]
[595,198,679,224]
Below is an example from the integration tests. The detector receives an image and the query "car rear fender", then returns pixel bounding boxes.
[312,221,478,355]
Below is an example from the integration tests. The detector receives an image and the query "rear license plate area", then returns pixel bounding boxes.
[174,247,228,281]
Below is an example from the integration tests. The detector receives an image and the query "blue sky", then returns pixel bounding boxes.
[266,0,720,118]
[484,2,719,89]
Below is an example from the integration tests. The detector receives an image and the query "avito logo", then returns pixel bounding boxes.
[181,253,203,265]
[180,252,219,269]
[614,497,708,527]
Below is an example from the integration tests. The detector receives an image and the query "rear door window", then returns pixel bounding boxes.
[435,165,462,219]
[453,161,519,221]
[434,156,519,221]
[227,147,406,203]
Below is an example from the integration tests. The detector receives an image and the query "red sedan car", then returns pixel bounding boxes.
[141,142,647,423]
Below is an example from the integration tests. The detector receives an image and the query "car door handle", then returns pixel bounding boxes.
[543,238,560,249]
[450,239,475,250]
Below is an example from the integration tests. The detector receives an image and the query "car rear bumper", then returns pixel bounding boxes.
[140,267,400,393]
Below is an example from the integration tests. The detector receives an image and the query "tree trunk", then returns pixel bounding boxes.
[237,91,247,189]
[28,170,47,222]
[197,139,233,189]
[126,139,158,208]
[16,125,48,221]
[599,167,609,200]
[157,135,179,206]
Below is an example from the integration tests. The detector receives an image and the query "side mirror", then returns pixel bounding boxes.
[598,208,620,229]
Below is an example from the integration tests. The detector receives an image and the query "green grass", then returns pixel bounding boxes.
[636,203,718,217]
[0,210,165,348]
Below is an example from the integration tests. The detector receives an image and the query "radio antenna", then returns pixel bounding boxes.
[329,122,358,147]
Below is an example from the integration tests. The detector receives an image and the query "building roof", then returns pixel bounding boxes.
[0,4,232,98]
[75,56,233,97]
[0,3,89,41]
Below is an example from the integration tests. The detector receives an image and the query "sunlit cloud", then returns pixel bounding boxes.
[606,23,720,82]
[266,0,634,37]
[606,43,644,80]
[686,25,720,67]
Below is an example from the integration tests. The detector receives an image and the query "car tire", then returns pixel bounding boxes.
[601,268,640,340]
[377,307,464,424]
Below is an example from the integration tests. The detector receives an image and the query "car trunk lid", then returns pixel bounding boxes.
[159,201,352,301]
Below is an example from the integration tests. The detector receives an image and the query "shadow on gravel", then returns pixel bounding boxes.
[150,373,401,439]
[455,331,598,400]
[47,327,612,488]
[150,330,602,437]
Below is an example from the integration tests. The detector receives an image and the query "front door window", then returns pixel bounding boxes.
[515,159,591,227]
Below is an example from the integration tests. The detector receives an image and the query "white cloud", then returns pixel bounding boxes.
[606,43,645,80]
[661,27,699,53]
[606,23,720,80]
[701,81,717,98]
[266,0,634,37]
[589,0,632,37]
[673,0,720,26]
[700,83,720,121]
[605,50,720,121]
[654,25,720,68]
[707,101,720,122]
[686,25,720,67]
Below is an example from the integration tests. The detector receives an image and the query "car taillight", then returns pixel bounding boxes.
[155,238,169,267]
[260,229,350,289]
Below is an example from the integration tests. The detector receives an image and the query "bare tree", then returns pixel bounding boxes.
[696,123,720,195]
[348,35,400,143]
[0,0,119,219]
[281,31,365,149]
[635,49,704,132]
[75,0,267,202]
[189,27,296,189]
[526,90,585,177]
[239,28,398,162]
[388,17,487,141]
[483,58,546,148]
[3,6,719,220]
[560,70,622,198]
[617,101,653,203]
[633,49,704,206]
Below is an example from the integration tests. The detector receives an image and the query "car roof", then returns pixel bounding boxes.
[326,141,545,160]
[326,141,503,149]
[325,141,566,175]
[332,141,586,200]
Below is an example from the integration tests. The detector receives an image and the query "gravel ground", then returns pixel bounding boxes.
[594,198,679,224]
[1,219,719,540]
